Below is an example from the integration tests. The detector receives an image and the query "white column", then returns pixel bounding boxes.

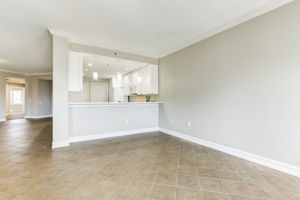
[49,29,70,148]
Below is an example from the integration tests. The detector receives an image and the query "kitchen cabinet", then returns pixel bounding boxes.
[69,51,83,91]
[123,64,158,95]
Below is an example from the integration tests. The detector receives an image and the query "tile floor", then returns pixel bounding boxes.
[0,119,300,200]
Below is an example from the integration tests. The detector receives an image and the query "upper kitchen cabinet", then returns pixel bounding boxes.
[124,64,158,95]
[68,51,83,91]
[136,64,158,95]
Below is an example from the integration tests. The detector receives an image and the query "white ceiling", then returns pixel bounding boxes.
[0,0,294,74]
[83,54,148,79]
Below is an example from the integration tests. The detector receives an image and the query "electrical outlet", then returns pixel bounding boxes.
[170,119,174,124]
[125,118,129,124]
[187,121,191,127]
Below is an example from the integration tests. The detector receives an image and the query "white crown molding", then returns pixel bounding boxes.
[48,28,72,38]
[159,0,295,57]
[0,68,52,76]
[30,72,53,76]
[160,128,300,178]
[0,68,29,76]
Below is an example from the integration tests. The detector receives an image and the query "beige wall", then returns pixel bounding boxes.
[0,71,26,120]
[38,79,52,116]
[26,74,52,117]
[159,1,300,168]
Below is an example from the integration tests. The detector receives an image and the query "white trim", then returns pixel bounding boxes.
[69,127,159,143]
[30,72,52,76]
[0,68,52,76]
[48,28,72,38]
[52,140,70,149]
[69,102,161,107]
[159,128,300,178]
[160,0,295,57]
[0,118,6,122]
[25,115,53,119]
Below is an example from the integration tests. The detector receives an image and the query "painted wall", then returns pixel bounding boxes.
[26,75,52,117]
[159,1,300,168]
[38,80,52,116]
[69,104,159,138]
[52,34,69,147]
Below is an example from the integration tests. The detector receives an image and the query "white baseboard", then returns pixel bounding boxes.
[160,128,300,178]
[25,115,53,119]
[0,118,6,122]
[52,140,70,149]
[70,127,160,143]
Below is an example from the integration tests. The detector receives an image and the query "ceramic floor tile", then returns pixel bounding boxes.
[176,188,203,200]
[0,119,299,200]
[148,184,176,200]
[155,172,177,186]
[177,175,200,189]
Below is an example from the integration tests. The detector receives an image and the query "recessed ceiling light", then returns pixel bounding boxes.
[88,63,93,66]
[125,68,130,70]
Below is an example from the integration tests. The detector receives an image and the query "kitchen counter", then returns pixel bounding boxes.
[68,102,160,141]
[69,102,161,106]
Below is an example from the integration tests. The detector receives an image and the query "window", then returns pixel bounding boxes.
[11,90,23,105]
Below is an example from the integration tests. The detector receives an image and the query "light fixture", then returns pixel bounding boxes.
[125,67,130,70]
[93,72,98,80]
[117,73,122,82]
[137,76,142,83]
[88,63,93,66]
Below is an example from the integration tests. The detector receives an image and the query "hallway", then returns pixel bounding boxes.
[0,119,300,200]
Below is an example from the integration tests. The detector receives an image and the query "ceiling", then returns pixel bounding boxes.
[0,0,294,74]
[83,54,148,79]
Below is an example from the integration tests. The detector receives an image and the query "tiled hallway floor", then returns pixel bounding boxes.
[0,119,299,200]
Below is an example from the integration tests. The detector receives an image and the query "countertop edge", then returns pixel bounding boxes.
[69,102,161,106]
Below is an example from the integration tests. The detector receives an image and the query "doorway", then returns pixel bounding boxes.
[90,83,108,102]
[6,77,26,120]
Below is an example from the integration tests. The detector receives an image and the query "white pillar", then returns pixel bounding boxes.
[49,29,70,148]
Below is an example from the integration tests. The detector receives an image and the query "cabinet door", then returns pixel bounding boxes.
[141,64,159,95]
[123,74,130,96]
[136,67,147,94]
[69,51,83,91]
[149,64,159,94]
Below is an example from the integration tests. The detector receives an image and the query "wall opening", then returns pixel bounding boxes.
[5,77,26,120]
